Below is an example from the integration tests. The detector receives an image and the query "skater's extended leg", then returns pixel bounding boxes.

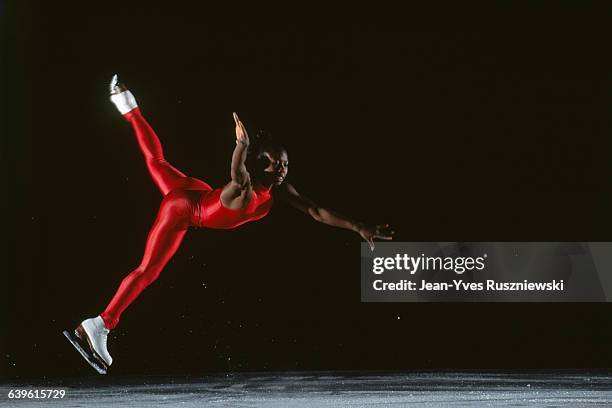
[124,107,189,195]
[109,75,212,195]
[100,189,194,330]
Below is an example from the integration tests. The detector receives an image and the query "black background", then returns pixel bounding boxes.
[3,2,612,380]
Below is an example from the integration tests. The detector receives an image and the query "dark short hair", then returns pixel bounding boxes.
[248,130,286,158]
[246,130,287,175]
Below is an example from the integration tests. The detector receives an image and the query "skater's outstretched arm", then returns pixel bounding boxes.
[275,182,394,250]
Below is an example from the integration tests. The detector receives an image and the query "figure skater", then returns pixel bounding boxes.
[63,75,394,374]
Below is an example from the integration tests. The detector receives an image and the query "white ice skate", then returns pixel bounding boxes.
[109,74,138,114]
[77,316,113,367]
[62,315,112,375]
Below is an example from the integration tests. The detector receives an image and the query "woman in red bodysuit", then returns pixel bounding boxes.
[64,75,394,374]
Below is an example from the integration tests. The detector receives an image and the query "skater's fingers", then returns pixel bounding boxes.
[233,112,240,125]
[235,114,245,130]
[366,237,375,251]
[374,235,393,240]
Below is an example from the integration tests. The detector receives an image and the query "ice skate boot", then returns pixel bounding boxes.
[62,316,112,375]
[109,74,138,114]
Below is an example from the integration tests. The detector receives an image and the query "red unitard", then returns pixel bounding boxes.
[99,108,273,330]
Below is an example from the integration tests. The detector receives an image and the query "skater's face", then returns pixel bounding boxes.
[258,147,289,186]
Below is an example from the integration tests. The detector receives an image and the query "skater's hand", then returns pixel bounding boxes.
[233,112,250,146]
[358,224,395,251]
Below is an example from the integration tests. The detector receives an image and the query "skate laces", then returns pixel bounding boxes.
[101,329,108,348]
[94,320,109,351]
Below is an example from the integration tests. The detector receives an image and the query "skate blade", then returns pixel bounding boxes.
[62,330,108,375]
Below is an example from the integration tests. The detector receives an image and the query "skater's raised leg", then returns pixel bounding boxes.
[109,75,211,195]
[110,75,186,195]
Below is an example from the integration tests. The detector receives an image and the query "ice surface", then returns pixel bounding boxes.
[2,372,612,407]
